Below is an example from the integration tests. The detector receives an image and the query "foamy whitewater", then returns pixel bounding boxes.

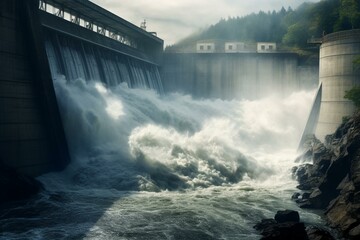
[0,77,324,239]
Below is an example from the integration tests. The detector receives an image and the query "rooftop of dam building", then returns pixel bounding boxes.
[165,40,313,54]
[38,0,162,49]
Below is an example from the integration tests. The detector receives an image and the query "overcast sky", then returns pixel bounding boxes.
[91,0,319,46]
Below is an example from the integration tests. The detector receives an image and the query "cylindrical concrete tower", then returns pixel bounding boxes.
[315,29,360,141]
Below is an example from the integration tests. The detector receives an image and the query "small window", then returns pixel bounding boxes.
[200,45,204,50]
[207,45,211,50]
[269,45,273,50]
[228,45,233,50]
[261,45,265,50]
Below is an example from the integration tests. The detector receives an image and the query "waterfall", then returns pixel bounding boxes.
[44,30,164,94]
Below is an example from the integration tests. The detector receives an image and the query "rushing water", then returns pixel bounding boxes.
[0,76,324,239]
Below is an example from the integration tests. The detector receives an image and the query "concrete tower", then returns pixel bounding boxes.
[315,29,360,141]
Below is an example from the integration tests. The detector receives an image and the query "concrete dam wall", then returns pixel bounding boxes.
[0,0,164,176]
[315,29,360,141]
[162,53,318,100]
[3,0,355,179]
[0,0,70,176]
[44,28,164,92]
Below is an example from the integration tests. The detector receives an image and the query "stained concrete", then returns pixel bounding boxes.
[0,0,70,176]
[162,53,318,100]
[315,29,360,141]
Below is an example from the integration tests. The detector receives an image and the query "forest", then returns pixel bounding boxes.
[166,0,360,51]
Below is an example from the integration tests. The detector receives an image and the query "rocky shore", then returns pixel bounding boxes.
[254,210,335,240]
[292,110,360,239]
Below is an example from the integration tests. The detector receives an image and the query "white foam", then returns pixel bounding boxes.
[41,77,315,192]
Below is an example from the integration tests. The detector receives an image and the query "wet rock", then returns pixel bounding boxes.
[254,219,277,231]
[294,110,360,238]
[336,175,354,192]
[261,222,307,240]
[255,211,337,240]
[293,164,313,182]
[300,187,340,210]
[306,226,335,240]
[256,222,307,240]
[297,135,326,163]
[318,157,351,197]
[348,223,360,239]
[295,192,315,208]
[292,192,301,200]
[293,163,323,191]
[325,194,357,233]
[313,157,331,175]
[254,211,308,240]
[275,210,300,223]
[353,191,360,203]
[350,154,360,188]
[298,200,313,209]
[297,179,321,191]
[0,163,43,203]
[302,192,311,199]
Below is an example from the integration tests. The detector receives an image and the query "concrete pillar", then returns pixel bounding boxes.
[315,29,360,141]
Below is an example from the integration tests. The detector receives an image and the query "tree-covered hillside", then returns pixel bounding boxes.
[166,0,360,51]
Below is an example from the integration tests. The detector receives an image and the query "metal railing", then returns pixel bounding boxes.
[38,0,138,49]
[322,29,360,43]
[307,37,323,44]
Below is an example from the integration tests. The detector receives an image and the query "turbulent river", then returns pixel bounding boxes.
[0,78,324,239]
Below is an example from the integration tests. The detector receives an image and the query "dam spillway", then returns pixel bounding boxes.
[162,52,318,100]
[44,29,164,92]
[0,0,164,176]
[0,0,70,176]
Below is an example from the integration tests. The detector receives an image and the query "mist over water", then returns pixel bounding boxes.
[1,76,323,239]
[46,76,314,191]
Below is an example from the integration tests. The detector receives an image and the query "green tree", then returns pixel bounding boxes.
[344,86,360,107]
[344,56,360,108]
[310,0,340,36]
[282,22,309,46]
[335,0,360,30]
[168,0,360,51]
[354,56,360,71]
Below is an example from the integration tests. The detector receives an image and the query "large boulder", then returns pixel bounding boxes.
[254,219,307,240]
[254,210,335,240]
[275,210,300,223]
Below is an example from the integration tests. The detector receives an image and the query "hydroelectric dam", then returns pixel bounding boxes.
[0,0,163,176]
[0,0,322,178]
[1,0,358,177]
[1,0,360,239]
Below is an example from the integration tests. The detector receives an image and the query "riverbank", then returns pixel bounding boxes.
[293,110,360,239]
